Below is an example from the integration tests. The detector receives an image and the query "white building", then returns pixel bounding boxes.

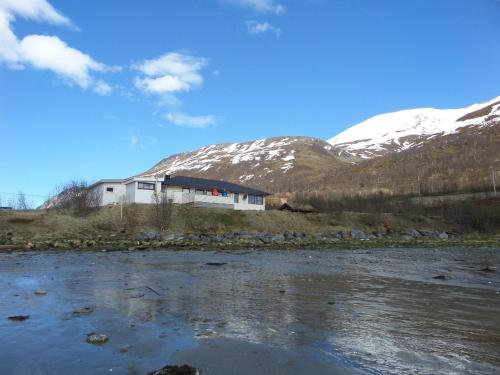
[90,175,269,211]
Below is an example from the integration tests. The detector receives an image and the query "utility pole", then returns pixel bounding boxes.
[491,167,497,197]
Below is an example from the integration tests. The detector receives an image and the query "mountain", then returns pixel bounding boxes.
[328,97,500,161]
[138,136,346,193]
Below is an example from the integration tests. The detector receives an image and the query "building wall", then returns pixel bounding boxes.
[234,195,266,211]
[128,180,162,204]
[101,183,126,206]
[92,182,126,206]
[125,182,136,203]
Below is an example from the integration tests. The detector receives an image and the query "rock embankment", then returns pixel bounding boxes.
[0,228,464,252]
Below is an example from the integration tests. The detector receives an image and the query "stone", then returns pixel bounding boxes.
[73,306,94,315]
[147,365,199,375]
[7,315,29,321]
[400,235,414,241]
[86,333,108,344]
[419,230,436,237]
[350,229,368,240]
[438,232,449,240]
[271,234,285,242]
[135,230,161,241]
[34,289,47,296]
[433,275,449,280]
[406,229,421,238]
[205,262,227,266]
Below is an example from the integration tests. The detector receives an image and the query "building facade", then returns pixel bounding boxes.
[90,175,269,211]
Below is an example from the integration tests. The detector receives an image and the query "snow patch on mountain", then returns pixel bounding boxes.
[328,96,500,160]
[139,137,301,178]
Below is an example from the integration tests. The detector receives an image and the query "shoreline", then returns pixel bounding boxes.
[2,236,500,252]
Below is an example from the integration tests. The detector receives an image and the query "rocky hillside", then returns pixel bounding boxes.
[328,96,500,161]
[139,136,347,193]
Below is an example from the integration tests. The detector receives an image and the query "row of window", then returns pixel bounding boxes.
[107,183,263,205]
[138,182,156,190]
[248,194,264,205]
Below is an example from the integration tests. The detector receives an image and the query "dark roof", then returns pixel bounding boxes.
[162,176,270,196]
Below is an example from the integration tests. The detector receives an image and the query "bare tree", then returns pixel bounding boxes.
[150,191,173,231]
[50,180,99,216]
[16,191,30,210]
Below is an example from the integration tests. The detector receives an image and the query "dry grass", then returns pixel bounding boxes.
[0,203,446,243]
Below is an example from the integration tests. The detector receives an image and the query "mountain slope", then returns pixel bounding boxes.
[139,136,346,193]
[328,96,500,160]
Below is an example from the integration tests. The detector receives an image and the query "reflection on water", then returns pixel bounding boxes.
[0,248,499,374]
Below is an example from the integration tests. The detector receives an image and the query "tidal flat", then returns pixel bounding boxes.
[1,248,499,374]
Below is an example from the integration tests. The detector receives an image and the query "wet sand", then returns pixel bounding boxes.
[1,248,499,374]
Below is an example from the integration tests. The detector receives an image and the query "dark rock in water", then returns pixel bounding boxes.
[433,275,450,280]
[480,266,497,273]
[86,333,108,344]
[278,290,286,294]
[205,262,227,266]
[34,289,47,296]
[351,229,367,240]
[73,306,94,315]
[327,301,335,305]
[148,364,199,375]
[8,315,29,321]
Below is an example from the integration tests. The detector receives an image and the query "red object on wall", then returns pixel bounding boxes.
[212,189,219,196]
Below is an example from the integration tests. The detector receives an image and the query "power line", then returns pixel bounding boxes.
[0,191,51,198]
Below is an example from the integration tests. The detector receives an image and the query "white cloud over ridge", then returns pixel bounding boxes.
[0,0,113,93]
[134,52,218,129]
[166,112,218,128]
[245,20,281,36]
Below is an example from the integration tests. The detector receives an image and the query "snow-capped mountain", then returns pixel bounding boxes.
[138,136,343,193]
[328,96,500,160]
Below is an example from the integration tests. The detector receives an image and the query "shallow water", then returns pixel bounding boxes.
[1,248,499,374]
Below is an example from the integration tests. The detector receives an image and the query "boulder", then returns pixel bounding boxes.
[271,234,285,242]
[135,230,161,241]
[438,232,449,240]
[350,229,368,240]
[400,235,414,241]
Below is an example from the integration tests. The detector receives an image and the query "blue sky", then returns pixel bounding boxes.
[1,0,499,206]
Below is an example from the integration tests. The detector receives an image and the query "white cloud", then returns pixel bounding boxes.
[0,0,72,26]
[126,136,157,150]
[133,52,207,95]
[93,80,112,95]
[245,20,281,36]
[166,112,218,128]
[0,0,113,92]
[226,0,285,15]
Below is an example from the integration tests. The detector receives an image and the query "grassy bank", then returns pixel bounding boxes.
[0,205,499,251]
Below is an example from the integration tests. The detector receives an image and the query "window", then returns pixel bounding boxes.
[106,187,114,192]
[234,193,239,203]
[183,188,191,193]
[195,189,205,195]
[248,195,263,205]
[138,182,155,190]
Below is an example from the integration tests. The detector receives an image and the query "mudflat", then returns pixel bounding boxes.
[1,248,499,374]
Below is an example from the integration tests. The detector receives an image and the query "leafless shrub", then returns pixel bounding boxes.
[50,180,99,216]
[150,192,173,231]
